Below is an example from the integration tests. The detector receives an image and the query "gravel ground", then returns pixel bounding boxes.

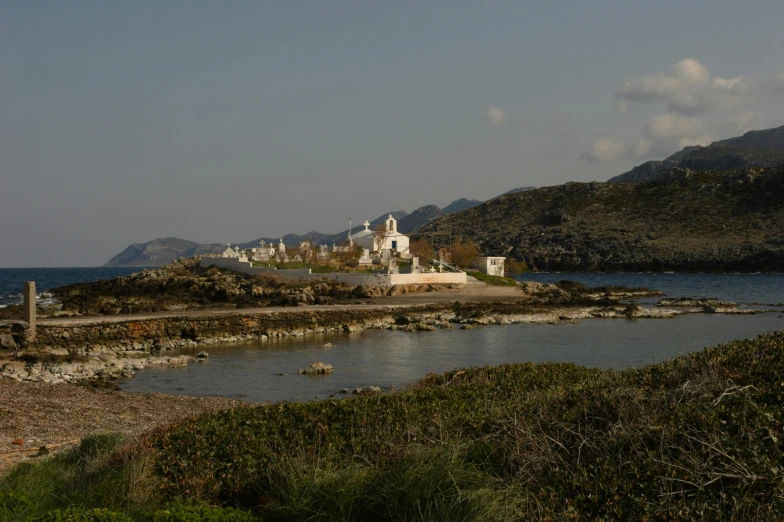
[0,379,244,475]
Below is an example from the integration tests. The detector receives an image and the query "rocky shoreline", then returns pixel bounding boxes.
[2,289,776,385]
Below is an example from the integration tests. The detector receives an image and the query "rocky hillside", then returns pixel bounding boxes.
[104,238,224,267]
[414,167,784,272]
[610,125,784,183]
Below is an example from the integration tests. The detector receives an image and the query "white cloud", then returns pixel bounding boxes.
[772,72,784,94]
[582,137,626,162]
[629,139,652,158]
[615,59,753,115]
[486,107,506,125]
[643,112,703,140]
[637,112,714,156]
[728,110,760,131]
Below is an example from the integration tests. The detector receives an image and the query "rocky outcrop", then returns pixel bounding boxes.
[298,361,333,375]
[657,297,737,307]
[53,258,359,316]
[1,354,193,384]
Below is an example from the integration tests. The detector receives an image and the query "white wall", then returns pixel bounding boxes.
[389,272,466,285]
[472,257,505,277]
[201,257,466,286]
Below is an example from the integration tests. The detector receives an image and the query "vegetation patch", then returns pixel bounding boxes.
[469,272,519,287]
[4,331,784,519]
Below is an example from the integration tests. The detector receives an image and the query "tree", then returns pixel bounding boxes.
[297,242,312,264]
[505,259,529,275]
[449,238,479,269]
[334,242,362,268]
[372,224,391,254]
[409,238,435,264]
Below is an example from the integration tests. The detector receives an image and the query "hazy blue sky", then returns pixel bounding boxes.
[2,1,784,266]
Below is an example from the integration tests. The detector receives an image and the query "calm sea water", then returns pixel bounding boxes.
[120,272,784,402]
[0,267,147,307]
[120,313,784,402]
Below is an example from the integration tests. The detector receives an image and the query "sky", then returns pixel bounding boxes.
[2,1,784,267]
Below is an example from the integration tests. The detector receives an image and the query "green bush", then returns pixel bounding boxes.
[151,500,259,522]
[33,507,132,522]
[259,450,515,522]
[0,490,31,520]
[0,434,158,520]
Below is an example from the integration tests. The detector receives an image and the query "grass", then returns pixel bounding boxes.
[3,331,784,520]
[469,272,519,287]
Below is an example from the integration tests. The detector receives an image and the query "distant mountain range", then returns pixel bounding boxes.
[105,198,486,266]
[609,125,784,183]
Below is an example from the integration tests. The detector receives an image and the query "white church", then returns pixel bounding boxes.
[350,214,410,256]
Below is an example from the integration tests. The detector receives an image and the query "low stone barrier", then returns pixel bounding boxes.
[30,305,453,355]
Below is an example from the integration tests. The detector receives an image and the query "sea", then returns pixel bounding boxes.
[2,267,783,403]
[0,267,148,308]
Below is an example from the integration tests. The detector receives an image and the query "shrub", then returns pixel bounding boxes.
[33,507,132,522]
[0,490,31,520]
[151,500,259,522]
[260,450,517,521]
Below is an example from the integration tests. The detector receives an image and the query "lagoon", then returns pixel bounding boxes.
[121,272,784,403]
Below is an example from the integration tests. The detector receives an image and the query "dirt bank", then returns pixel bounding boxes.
[0,378,242,475]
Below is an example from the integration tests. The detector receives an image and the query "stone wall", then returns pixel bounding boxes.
[31,305,453,355]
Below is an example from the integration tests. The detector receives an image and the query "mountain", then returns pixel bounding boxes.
[105,238,224,267]
[609,125,784,183]
[500,186,537,196]
[396,205,443,234]
[442,198,482,214]
[414,166,784,272]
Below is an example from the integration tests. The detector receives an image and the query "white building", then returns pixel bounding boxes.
[472,257,506,277]
[350,215,409,256]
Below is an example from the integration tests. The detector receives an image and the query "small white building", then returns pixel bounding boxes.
[472,257,506,277]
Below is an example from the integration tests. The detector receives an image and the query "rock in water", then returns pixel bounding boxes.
[196,351,209,358]
[353,386,381,395]
[298,361,334,375]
